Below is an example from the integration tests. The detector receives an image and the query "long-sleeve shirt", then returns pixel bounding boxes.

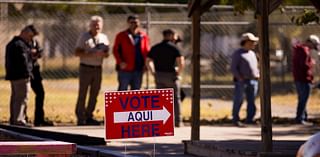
[5,36,33,80]
[231,48,259,81]
[292,44,314,83]
[112,29,150,72]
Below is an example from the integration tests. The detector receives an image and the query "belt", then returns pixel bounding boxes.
[80,63,102,68]
[244,78,259,81]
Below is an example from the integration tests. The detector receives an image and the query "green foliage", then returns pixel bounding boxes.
[291,9,320,25]
[15,0,190,15]
[103,0,188,3]
[18,0,80,15]
[283,0,312,6]
[148,0,188,3]
[206,0,254,15]
[284,0,320,26]
[232,0,254,15]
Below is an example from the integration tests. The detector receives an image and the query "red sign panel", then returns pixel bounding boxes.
[105,89,174,140]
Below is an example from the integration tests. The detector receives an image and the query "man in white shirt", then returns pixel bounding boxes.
[74,15,109,125]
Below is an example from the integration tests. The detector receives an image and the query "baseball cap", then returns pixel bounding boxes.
[308,34,320,46]
[241,32,259,42]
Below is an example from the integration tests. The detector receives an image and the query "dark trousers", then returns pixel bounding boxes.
[31,65,45,124]
[75,64,102,122]
[155,72,181,125]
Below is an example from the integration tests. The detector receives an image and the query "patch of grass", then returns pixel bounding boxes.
[0,78,320,125]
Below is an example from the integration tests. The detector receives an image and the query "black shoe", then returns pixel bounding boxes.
[233,121,245,127]
[34,120,54,127]
[77,120,86,126]
[85,118,101,125]
[245,120,258,125]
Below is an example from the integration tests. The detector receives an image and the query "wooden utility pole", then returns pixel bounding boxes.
[191,7,201,141]
[257,0,273,152]
[145,0,151,89]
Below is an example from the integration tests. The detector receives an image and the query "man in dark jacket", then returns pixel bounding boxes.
[5,25,38,126]
[30,39,54,126]
[292,35,319,126]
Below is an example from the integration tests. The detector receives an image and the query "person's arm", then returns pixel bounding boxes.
[230,51,243,81]
[74,33,104,58]
[112,33,122,64]
[176,56,185,76]
[112,33,127,69]
[146,57,155,75]
[30,39,43,59]
[101,34,110,58]
[101,48,109,58]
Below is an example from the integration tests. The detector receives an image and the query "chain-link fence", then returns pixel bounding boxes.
[0,1,319,122]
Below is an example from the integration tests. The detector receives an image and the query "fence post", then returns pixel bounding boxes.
[0,3,8,20]
[145,2,151,89]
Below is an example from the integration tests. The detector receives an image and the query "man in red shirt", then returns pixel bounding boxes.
[113,15,150,91]
[292,35,319,126]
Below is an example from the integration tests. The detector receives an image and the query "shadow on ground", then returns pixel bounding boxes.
[97,142,190,157]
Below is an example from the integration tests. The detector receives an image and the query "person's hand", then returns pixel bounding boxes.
[96,43,109,53]
[311,58,316,65]
[148,69,155,75]
[95,50,105,57]
[119,62,127,69]
[31,48,37,53]
[31,48,39,59]
[104,52,110,58]
[237,76,244,82]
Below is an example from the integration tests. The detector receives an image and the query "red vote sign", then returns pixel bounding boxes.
[105,89,174,140]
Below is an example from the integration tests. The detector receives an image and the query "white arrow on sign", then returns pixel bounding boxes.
[114,106,171,124]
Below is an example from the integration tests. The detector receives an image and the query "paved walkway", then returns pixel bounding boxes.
[36,124,320,156]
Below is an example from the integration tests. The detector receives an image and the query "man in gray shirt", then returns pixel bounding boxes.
[230,32,259,127]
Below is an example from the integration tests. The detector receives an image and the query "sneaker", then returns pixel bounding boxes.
[233,121,246,127]
[34,120,54,127]
[11,121,32,127]
[85,118,101,125]
[296,120,314,126]
[175,122,184,127]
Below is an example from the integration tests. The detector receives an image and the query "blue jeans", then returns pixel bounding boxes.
[295,82,312,122]
[232,79,258,123]
[117,70,143,91]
